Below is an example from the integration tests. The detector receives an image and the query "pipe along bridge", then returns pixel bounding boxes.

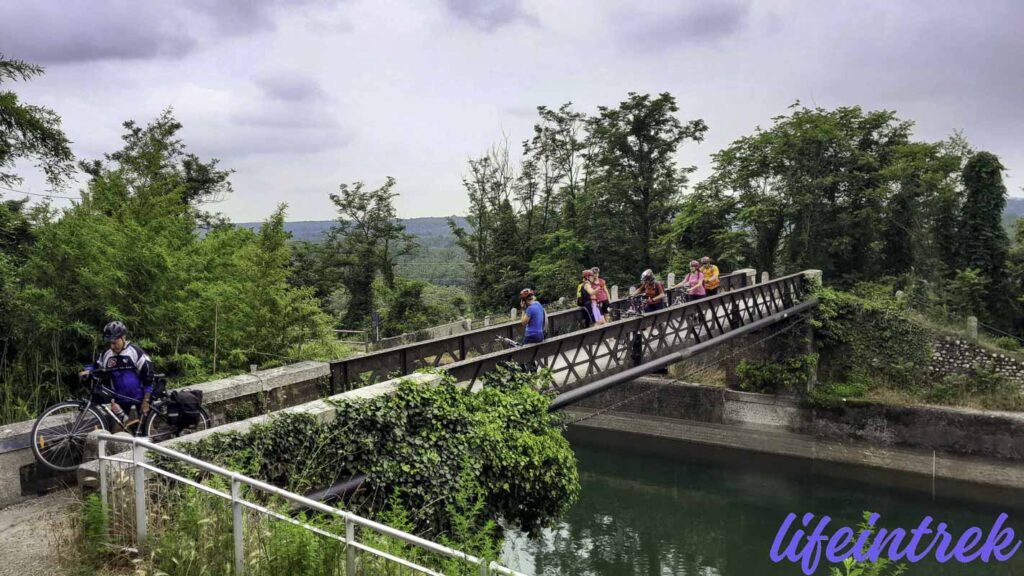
[329,270,820,410]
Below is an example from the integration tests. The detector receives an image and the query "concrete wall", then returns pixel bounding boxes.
[571,377,1024,487]
[930,336,1024,389]
[0,361,330,509]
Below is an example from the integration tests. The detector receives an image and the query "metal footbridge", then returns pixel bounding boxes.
[329,270,819,406]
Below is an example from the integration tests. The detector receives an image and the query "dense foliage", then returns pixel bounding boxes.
[174,369,579,538]
[451,94,708,312]
[0,110,342,423]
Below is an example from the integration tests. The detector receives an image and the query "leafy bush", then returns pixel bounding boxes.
[735,354,817,394]
[992,336,1022,352]
[169,369,579,541]
[927,362,1023,409]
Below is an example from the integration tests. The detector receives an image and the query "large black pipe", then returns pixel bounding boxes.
[547,298,818,412]
[303,474,367,505]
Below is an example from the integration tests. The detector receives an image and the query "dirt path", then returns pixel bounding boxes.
[0,491,76,576]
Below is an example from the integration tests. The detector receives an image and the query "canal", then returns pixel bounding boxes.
[502,426,1024,575]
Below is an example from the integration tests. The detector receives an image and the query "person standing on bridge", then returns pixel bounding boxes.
[520,288,546,344]
[632,269,667,313]
[700,256,721,297]
[591,267,611,317]
[672,260,706,302]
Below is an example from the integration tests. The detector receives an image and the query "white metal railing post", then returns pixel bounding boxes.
[346,516,356,574]
[98,438,108,511]
[232,476,244,574]
[133,442,147,546]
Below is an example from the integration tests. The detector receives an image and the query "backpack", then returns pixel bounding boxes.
[169,389,204,428]
[576,282,590,307]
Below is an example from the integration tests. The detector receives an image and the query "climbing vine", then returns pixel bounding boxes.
[811,287,931,390]
[171,367,579,543]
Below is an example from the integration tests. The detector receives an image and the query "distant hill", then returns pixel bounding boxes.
[236,216,469,242]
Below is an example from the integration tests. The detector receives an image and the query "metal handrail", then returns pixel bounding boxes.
[96,433,527,576]
[444,272,811,391]
[329,270,752,390]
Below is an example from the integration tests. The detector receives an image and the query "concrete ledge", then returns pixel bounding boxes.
[577,377,1024,465]
[0,361,330,509]
[566,410,1024,490]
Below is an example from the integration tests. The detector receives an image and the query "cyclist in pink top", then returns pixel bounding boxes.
[671,260,705,302]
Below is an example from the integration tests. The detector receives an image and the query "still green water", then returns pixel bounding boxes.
[502,427,1024,576]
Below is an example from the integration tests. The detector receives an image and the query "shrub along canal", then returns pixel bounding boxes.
[501,426,1024,575]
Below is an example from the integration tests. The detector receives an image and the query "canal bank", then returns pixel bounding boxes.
[567,377,1024,489]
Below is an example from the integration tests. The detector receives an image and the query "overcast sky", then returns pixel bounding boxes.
[2,0,1022,222]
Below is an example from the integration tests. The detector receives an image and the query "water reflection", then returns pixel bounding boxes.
[502,427,1024,575]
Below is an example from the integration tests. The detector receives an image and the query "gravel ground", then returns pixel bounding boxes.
[0,491,77,576]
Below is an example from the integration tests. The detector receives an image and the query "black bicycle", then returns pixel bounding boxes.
[30,370,211,472]
[494,336,540,373]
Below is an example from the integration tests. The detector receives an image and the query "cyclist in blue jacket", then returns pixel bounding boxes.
[519,288,546,345]
[79,321,155,418]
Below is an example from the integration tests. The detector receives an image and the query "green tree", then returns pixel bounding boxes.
[705,105,914,282]
[586,92,708,275]
[959,152,1009,281]
[324,177,417,327]
[451,143,527,312]
[957,151,1011,322]
[0,54,74,189]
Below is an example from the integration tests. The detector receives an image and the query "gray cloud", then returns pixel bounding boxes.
[0,0,328,64]
[618,2,751,50]
[256,74,327,103]
[443,0,535,31]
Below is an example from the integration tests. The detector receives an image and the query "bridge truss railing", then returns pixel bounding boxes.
[443,272,811,392]
[329,271,751,391]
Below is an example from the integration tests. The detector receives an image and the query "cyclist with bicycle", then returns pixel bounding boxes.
[79,321,154,420]
[630,269,667,313]
[519,288,546,344]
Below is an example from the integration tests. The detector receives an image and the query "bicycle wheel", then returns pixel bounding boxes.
[142,406,212,443]
[31,401,107,472]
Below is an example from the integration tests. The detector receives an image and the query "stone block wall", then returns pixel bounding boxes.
[929,336,1024,388]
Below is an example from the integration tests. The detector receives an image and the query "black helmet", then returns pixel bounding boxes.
[103,321,128,343]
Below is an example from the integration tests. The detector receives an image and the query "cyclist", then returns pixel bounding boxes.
[631,269,667,313]
[519,288,546,344]
[591,267,611,317]
[700,256,721,296]
[79,321,155,420]
[672,260,706,301]
[576,270,596,327]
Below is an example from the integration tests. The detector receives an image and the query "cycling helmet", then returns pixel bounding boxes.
[519,288,535,299]
[700,256,711,264]
[640,269,654,283]
[103,320,128,342]
[582,269,594,279]
[690,260,700,267]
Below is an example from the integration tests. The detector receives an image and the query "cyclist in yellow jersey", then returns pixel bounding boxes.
[700,256,721,296]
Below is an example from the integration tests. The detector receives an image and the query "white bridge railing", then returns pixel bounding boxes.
[96,432,526,576]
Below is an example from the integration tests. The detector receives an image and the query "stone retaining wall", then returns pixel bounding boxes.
[929,336,1024,388]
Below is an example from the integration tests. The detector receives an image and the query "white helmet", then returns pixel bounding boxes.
[640,269,654,282]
